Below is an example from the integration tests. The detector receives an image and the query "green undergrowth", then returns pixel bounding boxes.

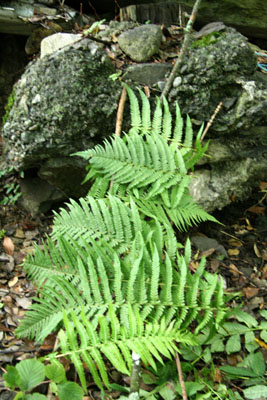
[5,84,266,399]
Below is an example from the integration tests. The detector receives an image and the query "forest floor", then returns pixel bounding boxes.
[0,184,266,399]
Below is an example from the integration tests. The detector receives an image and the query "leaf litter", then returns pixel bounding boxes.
[0,187,266,398]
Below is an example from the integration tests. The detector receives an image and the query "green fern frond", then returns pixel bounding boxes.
[134,195,218,232]
[152,97,162,135]
[59,304,197,390]
[162,96,172,141]
[17,231,226,342]
[52,195,145,253]
[124,84,141,134]
[172,102,183,146]
[78,133,185,198]
[137,88,151,134]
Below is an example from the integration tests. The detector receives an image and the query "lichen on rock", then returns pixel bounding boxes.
[2,37,121,172]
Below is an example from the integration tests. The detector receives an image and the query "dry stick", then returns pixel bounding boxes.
[109,86,127,191]
[200,101,223,142]
[115,85,127,137]
[160,0,202,101]
[129,352,141,400]
[175,351,188,400]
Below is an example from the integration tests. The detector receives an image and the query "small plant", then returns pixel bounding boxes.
[14,85,227,394]
[191,32,223,49]
[3,358,83,400]
[0,166,23,205]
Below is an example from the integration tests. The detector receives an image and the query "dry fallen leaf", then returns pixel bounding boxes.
[262,265,267,280]
[259,181,267,190]
[247,205,265,215]
[2,236,15,256]
[213,367,222,383]
[242,287,260,298]
[228,238,243,247]
[8,276,18,288]
[255,338,267,349]
[228,263,242,278]
[14,228,25,239]
[228,248,240,256]
[16,297,32,310]
[254,243,262,258]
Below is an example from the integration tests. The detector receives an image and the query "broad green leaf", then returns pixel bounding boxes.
[14,393,24,400]
[210,336,224,353]
[159,384,176,400]
[232,310,258,328]
[259,310,267,319]
[245,331,259,353]
[260,329,267,342]
[45,360,66,383]
[16,359,45,391]
[25,394,47,399]
[3,365,21,390]
[57,381,84,400]
[220,366,259,378]
[243,385,267,399]
[247,352,265,376]
[220,322,248,335]
[226,334,241,354]
[176,382,204,396]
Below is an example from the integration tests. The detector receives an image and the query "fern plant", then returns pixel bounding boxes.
[15,85,226,393]
[76,85,215,231]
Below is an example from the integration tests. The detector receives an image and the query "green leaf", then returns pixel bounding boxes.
[159,384,176,400]
[25,394,47,399]
[3,365,21,390]
[226,334,241,354]
[220,366,259,378]
[232,310,258,328]
[260,329,267,342]
[259,310,267,319]
[243,385,267,399]
[45,360,66,383]
[245,331,259,353]
[248,352,266,376]
[176,382,204,396]
[16,359,45,391]
[210,335,224,353]
[57,381,84,400]
[14,393,25,400]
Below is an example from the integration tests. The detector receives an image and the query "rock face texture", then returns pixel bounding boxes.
[1,25,267,213]
[168,29,266,134]
[2,36,121,197]
[117,24,163,62]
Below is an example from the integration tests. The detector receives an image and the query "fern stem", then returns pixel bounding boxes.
[175,350,188,400]
[129,352,141,399]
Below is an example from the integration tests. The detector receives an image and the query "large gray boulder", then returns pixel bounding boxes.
[168,28,267,134]
[2,25,267,214]
[2,35,121,197]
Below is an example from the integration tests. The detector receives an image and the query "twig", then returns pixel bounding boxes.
[115,86,127,137]
[129,352,141,400]
[83,34,112,45]
[160,0,202,100]
[200,101,223,142]
[87,0,100,20]
[175,351,187,400]
[46,335,60,400]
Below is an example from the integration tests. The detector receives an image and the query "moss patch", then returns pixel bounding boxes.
[2,88,16,125]
[191,32,224,49]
